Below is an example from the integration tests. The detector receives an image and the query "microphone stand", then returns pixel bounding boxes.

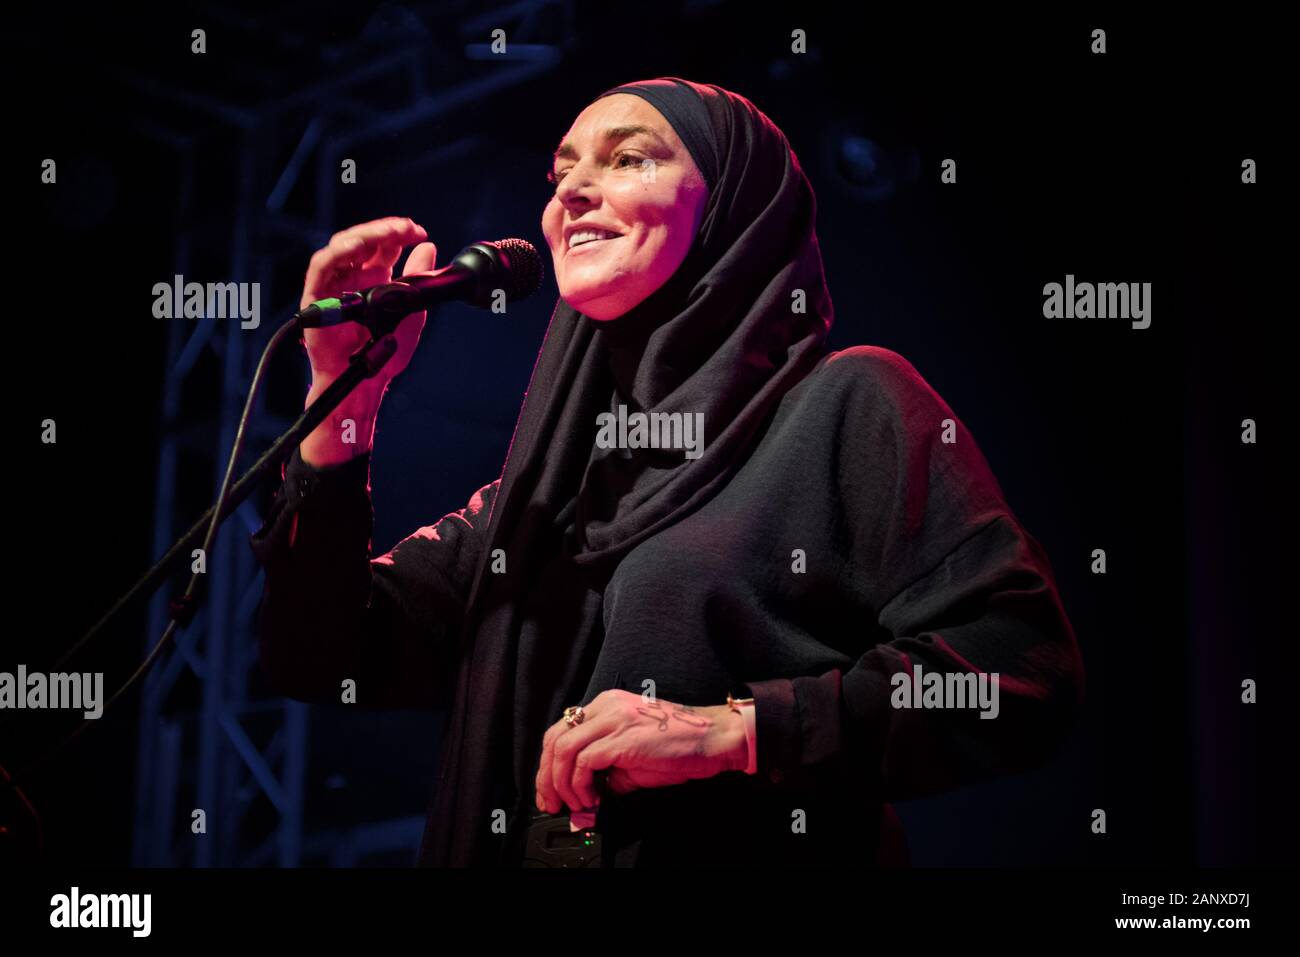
[2,310,404,799]
[6,242,538,796]
[167,333,395,595]
[55,241,538,665]
[55,320,401,670]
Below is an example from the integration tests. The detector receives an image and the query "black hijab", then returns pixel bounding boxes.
[420,76,834,866]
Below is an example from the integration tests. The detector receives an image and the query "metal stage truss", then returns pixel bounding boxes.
[128,1,573,866]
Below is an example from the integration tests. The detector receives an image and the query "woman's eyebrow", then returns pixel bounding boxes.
[553,124,670,162]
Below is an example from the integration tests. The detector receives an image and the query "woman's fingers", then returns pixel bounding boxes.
[334,218,423,280]
[535,708,606,815]
[550,716,616,813]
[569,744,617,809]
[335,216,428,268]
[535,714,571,813]
[302,216,428,305]
[536,691,642,815]
[325,233,388,290]
[401,241,437,276]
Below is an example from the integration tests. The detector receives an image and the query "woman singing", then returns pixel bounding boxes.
[250,76,1085,867]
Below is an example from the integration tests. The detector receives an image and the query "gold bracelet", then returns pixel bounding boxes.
[727,693,755,712]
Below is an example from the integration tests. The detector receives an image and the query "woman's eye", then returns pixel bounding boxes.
[548,153,642,187]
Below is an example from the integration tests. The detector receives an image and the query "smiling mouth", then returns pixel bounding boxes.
[567,235,621,254]
[566,226,625,251]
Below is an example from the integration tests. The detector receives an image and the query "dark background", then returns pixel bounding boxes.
[4,4,1292,868]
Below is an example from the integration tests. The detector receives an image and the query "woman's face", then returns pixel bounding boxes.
[542,94,709,321]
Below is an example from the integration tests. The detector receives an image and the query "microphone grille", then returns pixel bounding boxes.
[488,238,544,301]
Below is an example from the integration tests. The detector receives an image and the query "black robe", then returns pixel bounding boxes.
[249,344,1085,866]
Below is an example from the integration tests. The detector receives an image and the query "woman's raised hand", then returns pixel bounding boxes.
[300,216,436,392]
[297,217,435,467]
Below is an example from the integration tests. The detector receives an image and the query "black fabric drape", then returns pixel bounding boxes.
[421,77,835,866]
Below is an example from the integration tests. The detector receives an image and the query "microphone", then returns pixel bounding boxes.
[295,237,544,333]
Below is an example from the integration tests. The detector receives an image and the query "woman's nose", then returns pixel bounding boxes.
[556,163,598,208]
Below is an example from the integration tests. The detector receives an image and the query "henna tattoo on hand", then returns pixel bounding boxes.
[634,700,711,731]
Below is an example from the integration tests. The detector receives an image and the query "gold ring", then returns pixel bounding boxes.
[563,705,585,727]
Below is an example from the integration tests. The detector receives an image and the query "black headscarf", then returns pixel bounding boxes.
[420,77,834,866]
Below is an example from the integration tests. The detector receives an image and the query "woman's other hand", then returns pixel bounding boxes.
[534,689,749,815]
